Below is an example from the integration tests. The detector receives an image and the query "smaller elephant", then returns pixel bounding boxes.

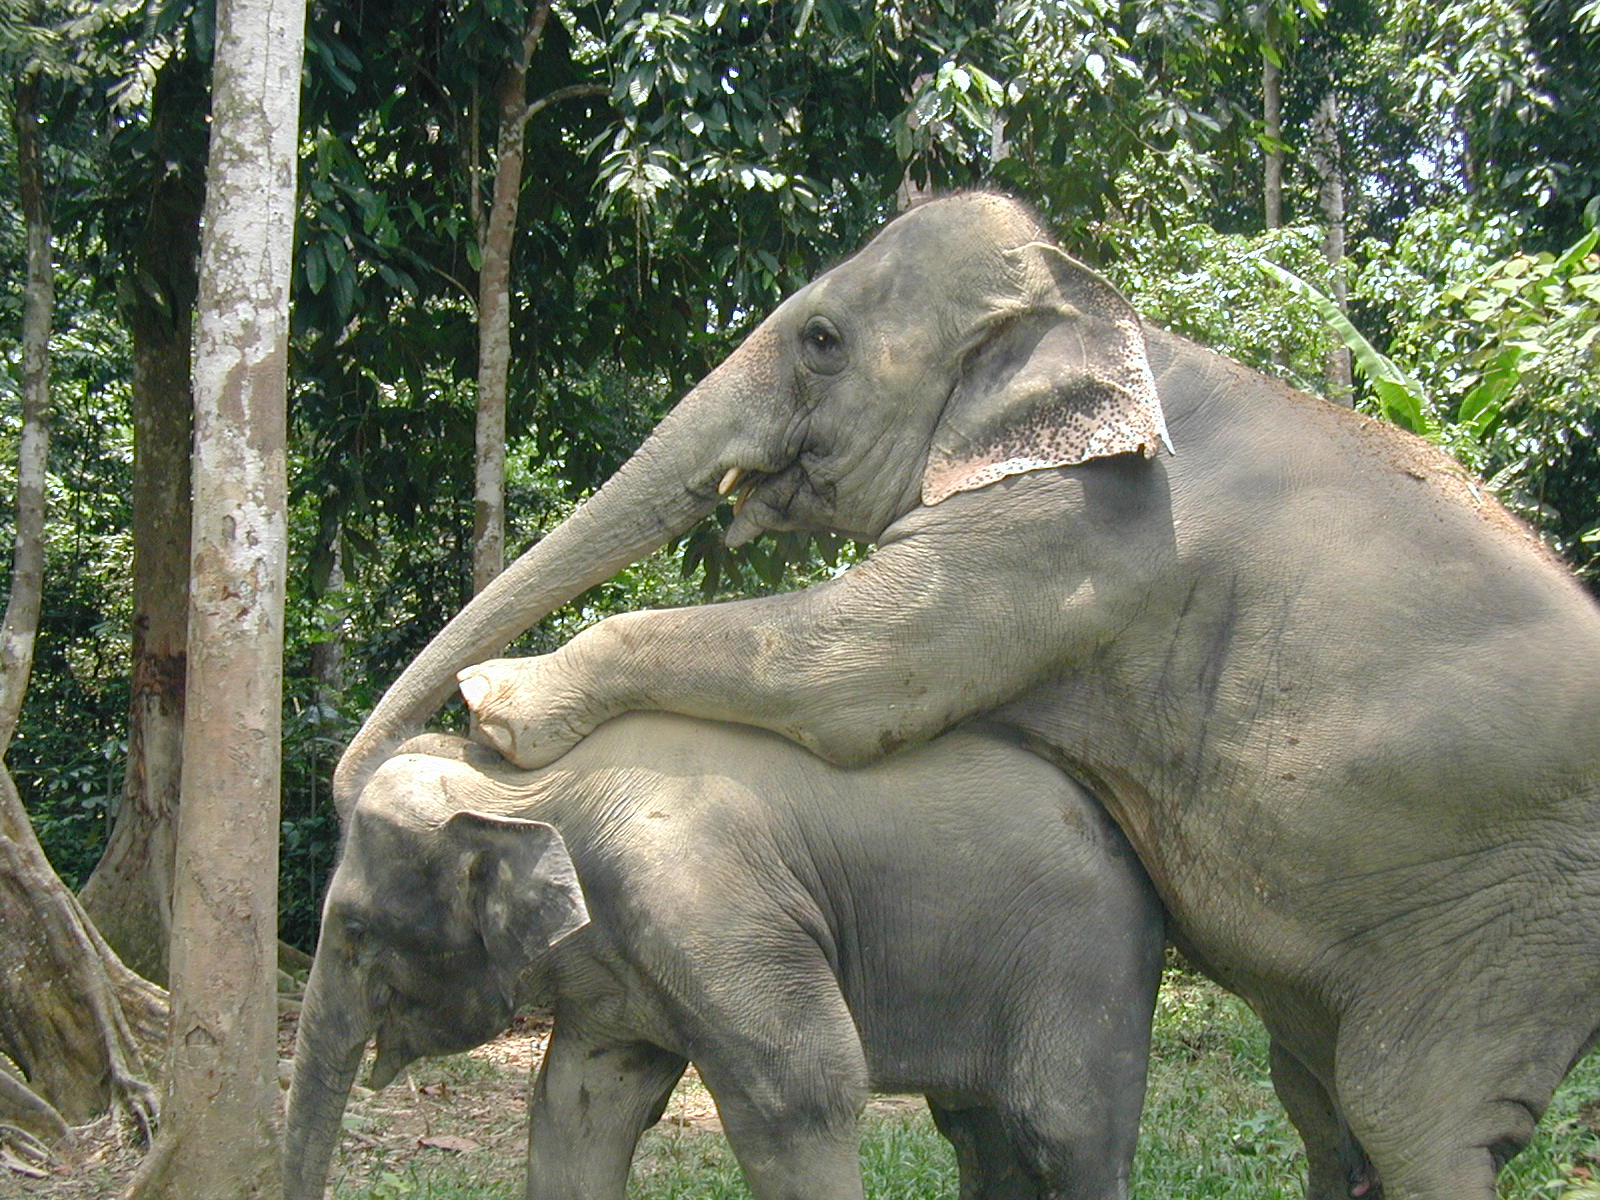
[285,714,1164,1200]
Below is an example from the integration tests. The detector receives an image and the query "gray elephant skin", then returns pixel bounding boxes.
[286,715,1163,1200]
[334,191,1600,1200]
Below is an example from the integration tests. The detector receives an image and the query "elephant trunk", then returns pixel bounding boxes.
[332,358,770,813]
[284,954,372,1200]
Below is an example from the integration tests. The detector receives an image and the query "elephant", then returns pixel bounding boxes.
[331,191,1600,1200]
[285,714,1164,1200]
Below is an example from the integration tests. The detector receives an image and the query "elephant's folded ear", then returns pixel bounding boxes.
[447,811,591,978]
[922,241,1172,506]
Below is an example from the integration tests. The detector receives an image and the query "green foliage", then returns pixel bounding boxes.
[1255,256,1435,434]
[1393,0,1600,244]
[1104,218,1338,393]
[1355,209,1600,581]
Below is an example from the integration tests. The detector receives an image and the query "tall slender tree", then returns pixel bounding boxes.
[470,0,605,594]
[0,53,163,1163]
[124,0,304,1191]
[78,52,207,984]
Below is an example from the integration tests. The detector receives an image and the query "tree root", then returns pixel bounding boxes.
[0,765,167,1137]
[0,1059,68,1148]
[0,1123,54,1179]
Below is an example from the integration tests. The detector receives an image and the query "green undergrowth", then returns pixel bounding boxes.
[333,972,1600,1200]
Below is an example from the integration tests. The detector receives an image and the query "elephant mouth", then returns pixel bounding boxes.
[723,458,833,546]
[717,465,763,514]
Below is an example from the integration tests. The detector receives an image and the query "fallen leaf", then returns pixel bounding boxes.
[418,1134,479,1154]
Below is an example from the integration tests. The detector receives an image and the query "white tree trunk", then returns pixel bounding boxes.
[0,76,52,755]
[1262,11,1284,231]
[124,0,305,1192]
[1312,89,1353,403]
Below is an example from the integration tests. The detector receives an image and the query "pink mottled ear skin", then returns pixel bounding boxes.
[922,382,1168,505]
[921,240,1171,505]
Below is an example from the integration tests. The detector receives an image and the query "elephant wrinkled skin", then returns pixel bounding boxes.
[337,192,1600,1200]
[286,716,1163,1200]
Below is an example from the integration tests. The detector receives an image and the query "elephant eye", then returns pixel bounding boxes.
[800,316,846,375]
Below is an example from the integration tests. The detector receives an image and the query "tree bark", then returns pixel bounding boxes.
[123,0,304,1191]
[472,3,553,595]
[1311,89,1353,403]
[0,77,166,1155]
[471,4,605,594]
[0,75,51,757]
[78,60,204,988]
[472,52,524,594]
[1262,9,1284,231]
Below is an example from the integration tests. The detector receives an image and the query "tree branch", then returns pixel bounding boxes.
[520,82,609,129]
[521,0,553,73]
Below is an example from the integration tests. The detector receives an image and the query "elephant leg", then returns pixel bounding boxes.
[690,973,871,1200]
[523,1024,687,1200]
[1267,1037,1379,1200]
[927,1100,1039,1200]
[933,1095,1138,1200]
[1330,1004,1578,1200]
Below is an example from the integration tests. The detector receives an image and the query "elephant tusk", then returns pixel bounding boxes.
[733,481,756,516]
[717,467,744,496]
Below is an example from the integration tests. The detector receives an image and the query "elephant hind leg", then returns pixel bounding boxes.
[1332,1018,1566,1200]
[927,1100,1039,1200]
[947,1097,1137,1200]
[1268,1038,1379,1200]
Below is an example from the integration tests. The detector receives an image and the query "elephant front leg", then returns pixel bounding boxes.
[459,498,1088,769]
[683,950,873,1200]
[523,1025,686,1200]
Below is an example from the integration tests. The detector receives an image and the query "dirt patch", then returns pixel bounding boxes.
[3,1010,924,1199]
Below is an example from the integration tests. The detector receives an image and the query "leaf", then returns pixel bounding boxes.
[418,1134,479,1153]
[332,266,356,324]
[303,243,327,295]
[1553,228,1600,275]
[1255,259,1435,437]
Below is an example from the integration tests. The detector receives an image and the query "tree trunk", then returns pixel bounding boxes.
[472,53,525,594]
[0,769,165,1136]
[77,311,195,987]
[1311,89,1353,403]
[472,2,557,595]
[0,76,166,1155]
[1262,9,1284,231]
[0,76,50,756]
[470,3,604,595]
[123,0,304,1191]
[78,60,205,988]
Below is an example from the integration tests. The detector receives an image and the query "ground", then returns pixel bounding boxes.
[5,977,1598,1200]
[0,1008,920,1200]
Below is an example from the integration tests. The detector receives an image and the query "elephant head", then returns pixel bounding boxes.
[284,749,588,1200]
[332,192,1168,810]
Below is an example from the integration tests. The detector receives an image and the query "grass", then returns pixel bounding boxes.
[331,971,1600,1199]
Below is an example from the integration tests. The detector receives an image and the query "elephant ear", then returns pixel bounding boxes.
[922,241,1172,505]
[446,811,590,987]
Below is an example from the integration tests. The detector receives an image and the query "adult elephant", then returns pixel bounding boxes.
[335,192,1600,1200]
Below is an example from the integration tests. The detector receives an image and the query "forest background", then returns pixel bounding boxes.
[1,0,1597,1034]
